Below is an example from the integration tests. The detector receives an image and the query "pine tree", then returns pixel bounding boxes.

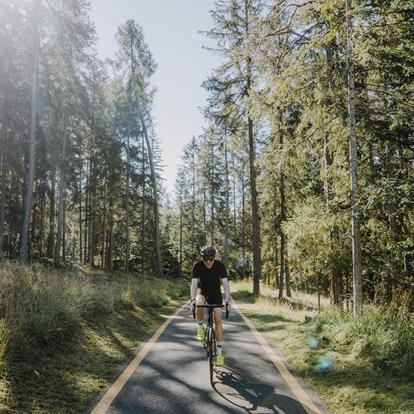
[203,0,264,294]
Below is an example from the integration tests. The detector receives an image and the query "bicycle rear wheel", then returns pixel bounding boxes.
[209,328,216,384]
[204,327,211,355]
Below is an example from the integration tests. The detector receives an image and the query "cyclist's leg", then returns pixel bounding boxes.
[195,290,206,341]
[214,310,224,365]
[214,308,223,342]
[195,289,206,323]
[210,293,225,365]
[208,292,223,341]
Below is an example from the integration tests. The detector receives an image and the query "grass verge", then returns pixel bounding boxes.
[0,262,188,413]
[231,280,414,414]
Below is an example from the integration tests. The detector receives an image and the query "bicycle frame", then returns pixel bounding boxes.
[193,303,228,383]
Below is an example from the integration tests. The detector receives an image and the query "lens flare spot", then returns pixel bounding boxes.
[308,336,319,349]
[314,355,333,372]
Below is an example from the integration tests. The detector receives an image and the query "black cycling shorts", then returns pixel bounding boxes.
[200,291,222,305]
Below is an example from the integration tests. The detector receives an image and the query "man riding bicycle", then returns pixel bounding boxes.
[190,245,230,366]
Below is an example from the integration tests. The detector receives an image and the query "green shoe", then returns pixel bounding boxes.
[197,326,205,342]
[216,354,224,366]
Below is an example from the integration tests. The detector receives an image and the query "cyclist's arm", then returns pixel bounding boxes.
[222,277,230,303]
[190,278,198,301]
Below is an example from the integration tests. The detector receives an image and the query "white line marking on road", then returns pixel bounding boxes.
[90,302,188,414]
[232,300,322,414]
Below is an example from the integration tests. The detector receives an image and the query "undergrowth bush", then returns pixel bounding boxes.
[136,280,169,307]
[312,303,414,377]
[0,320,8,371]
[0,262,187,361]
[23,286,81,347]
[77,282,116,319]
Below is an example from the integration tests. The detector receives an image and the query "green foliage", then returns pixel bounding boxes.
[0,263,187,360]
[168,0,414,304]
[0,261,187,413]
[246,0,414,302]
[0,320,8,372]
[313,304,414,378]
[171,130,249,276]
[232,281,414,414]
[0,1,166,276]
[77,282,116,319]
[0,267,83,353]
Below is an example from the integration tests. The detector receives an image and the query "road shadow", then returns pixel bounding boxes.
[212,365,308,414]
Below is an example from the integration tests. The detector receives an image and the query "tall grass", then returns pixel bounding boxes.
[312,302,414,378]
[0,261,187,363]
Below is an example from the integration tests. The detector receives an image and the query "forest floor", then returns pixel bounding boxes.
[0,263,188,413]
[231,280,414,414]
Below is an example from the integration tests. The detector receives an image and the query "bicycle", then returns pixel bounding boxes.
[193,303,229,383]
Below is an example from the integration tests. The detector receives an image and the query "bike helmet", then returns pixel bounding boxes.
[200,245,216,258]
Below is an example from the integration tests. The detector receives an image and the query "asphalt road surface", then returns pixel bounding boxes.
[90,303,331,414]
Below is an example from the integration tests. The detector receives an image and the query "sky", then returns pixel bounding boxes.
[89,0,220,198]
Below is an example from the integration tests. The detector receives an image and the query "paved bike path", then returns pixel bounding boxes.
[91,304,331,414]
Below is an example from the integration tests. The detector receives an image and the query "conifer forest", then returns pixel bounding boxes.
[1,0,414,318]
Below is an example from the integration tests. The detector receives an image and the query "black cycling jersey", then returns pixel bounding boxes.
[192,259,228,297]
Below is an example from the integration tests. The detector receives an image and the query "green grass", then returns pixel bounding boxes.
[0,262,188,413]
[231,280,414,414]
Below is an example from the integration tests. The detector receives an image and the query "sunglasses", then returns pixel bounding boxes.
[203,256,215,262]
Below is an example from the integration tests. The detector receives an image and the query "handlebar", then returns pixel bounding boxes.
[196,304,224,308]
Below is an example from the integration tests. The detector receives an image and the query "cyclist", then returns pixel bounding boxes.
[190,245,230,366]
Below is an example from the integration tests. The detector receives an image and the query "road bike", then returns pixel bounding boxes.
[193,303,229,383]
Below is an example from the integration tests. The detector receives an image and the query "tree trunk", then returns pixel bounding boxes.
[241,168,246,272]
[203,187,207,242]
[191,139,196,251]
[125,135,130,272]
[101,179,107,268]
[84,160,89,262]
[232,152,237,244]
[278,230,285,299]
[179,190,183,269]
[79,170,83,262]
[224,130,230,267]
[404,254,413,280]
[274,234,279,289]
[317,271,321,314]
[325,47,343,308]
[0,154,5,253]
[55,117,67,264]
[62,198,66,262]
[0,47,10,255]
[273,176,279,288]
[285,241,291,297]
[39,183,45,257]
[346,272,350,312]
[11,168,19,235]
[141,120,163,277]
[141,134,145,274]
[88,158,95,267]
[107,191,114,270]
[248,116,261,295]
[48,168,56,257]
[325,141,343,307]
[278,133,286,299]
[244,0,261,296]
[210,142,215,246]
[346,0,363,317]
[20,0,41,263]
[30,182,37,250]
